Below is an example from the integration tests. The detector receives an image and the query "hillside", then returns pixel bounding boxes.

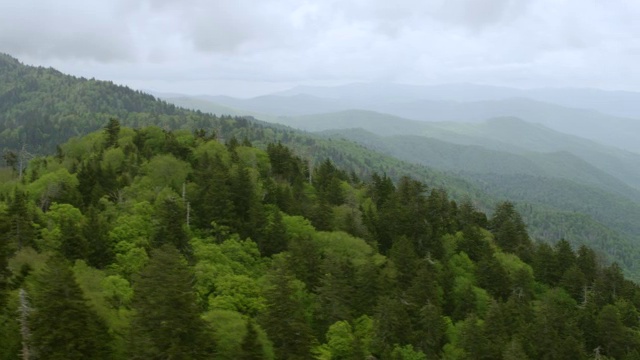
[2,53,640,281]
[179,86,640,153]
[278,110,640,193]
[0,53,222,154]
[2,124,640,359]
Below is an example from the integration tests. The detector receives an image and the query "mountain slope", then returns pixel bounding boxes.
[278,82,640,119]
[277,110,640,192]
[2,53,640,280]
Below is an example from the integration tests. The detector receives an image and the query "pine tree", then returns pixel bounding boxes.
[259,207,288,257]
[104,118,121,148]
[240,319,265,360]
[128,244,215,359]
[260,264,315,360]
[152,196,190,255]
[30,256,111,359]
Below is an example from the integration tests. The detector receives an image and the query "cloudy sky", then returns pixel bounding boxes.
[1,0,639,97]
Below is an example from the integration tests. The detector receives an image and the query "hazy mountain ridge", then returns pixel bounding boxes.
[277,82,640,119]
[169,83,640,153]
[3,53,640,279]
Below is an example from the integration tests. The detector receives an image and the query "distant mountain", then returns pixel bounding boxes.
[277,111,640,192]
[277,82,640,119]
[4,52,640,279]
[200,94,351,117]
[186,88,640,153]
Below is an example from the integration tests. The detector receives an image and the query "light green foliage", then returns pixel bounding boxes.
[315,315,375,360]
[60,132,105,162]
[8,247,49,275]
[101,274,133,307]
[108,202,154,247]
[390,344,427,360]
[203,310,274,360]
[101,147,126,173]
[208,274,266,316]
[194,140,231,165]
[193,237,268,313]
[442,232,463,260]
[315,231,381,266]
[39,203,84,254]
[494,251,534,281]
[27,167,78,204]
[141,154,191,190]
[73,261,132,357]
[282,214,316,238]
[448,252,476,281]
[236,146,271,175]
[315,321,354,359]
[110,241,149,278]
[107,202,154,277]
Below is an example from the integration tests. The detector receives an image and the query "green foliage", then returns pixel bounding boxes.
[30,256,112,359]
[0,117,639,359]
[128,244,215,359]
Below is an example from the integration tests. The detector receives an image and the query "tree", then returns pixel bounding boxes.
[259,207,288,257]
[152,196,190,256]
[128,244,215,359]
[240,319,266,360]
[30,256,111,359]
[260,264,315,360]
[489,202,532,261]
[104,118,121,148]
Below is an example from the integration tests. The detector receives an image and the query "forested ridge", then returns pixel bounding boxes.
[1,122,640,359]
[2,53,640,359]
[5,52,640,283]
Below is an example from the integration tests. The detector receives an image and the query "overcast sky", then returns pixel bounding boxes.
[1,0,639,97]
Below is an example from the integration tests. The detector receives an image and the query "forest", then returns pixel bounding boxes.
[1,120,640,359]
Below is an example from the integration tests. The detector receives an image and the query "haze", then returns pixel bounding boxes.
[2,0,640,97]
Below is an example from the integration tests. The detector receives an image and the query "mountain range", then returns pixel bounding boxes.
[3,52,640,280]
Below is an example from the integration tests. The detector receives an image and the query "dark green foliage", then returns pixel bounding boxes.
[259,206,288,257]
[6,188,36,250]
[128,244,215,359]
[191,153,234,231]
[240,319,265,360]
[30,256,112,359]
[373,296,412,358]
[84,206,114,269]
[152,196,190,255]
[260,265,315,360]
[104,118,121,148]
[490,201,532,261]
[0,210,10,308]
[0,113,639,359]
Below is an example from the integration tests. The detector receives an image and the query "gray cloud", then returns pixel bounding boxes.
[1,0,639,96]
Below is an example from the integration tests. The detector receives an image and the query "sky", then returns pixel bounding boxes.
[1,0,639,97]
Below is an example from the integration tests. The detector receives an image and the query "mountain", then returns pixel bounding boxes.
[277,111,640,192]
[277,82,640,119]
[2,52,640,280]
[179,87,640,153]
[4,122,640,359]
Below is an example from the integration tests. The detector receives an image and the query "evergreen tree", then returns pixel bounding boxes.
[240,319,265,360]
[84,206,114,269]
[6,188,35,249]
[260,264,315,360]
[30,256,112,359]
[0,209,10,308]
[152,196,190,255]
[104,118,121,148]
[128,244,215,359]
[490,202,532,261]
[259,206,288,257]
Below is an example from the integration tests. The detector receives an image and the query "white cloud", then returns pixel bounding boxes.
[1,0,639,95]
